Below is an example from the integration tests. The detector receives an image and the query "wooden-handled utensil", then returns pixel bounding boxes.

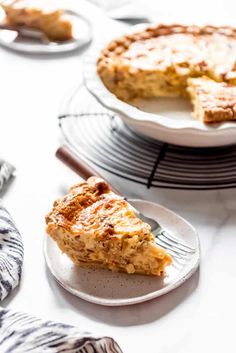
[56,145,120,194]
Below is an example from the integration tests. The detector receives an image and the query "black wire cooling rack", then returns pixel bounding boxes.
[58,83,236,190]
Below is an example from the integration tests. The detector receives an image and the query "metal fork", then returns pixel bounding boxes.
[56,145,196,259]
[132,207,195,259]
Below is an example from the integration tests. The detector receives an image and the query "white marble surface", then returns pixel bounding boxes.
[1,1,236,352]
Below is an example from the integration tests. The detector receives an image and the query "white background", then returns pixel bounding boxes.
[1,1,236,352]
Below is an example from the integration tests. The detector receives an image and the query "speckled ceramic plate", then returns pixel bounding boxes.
[44,199,200,306]
[0,10,92,54]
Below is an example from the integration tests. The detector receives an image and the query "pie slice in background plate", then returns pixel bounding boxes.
[45,177,172,276]
[1,0,73,41]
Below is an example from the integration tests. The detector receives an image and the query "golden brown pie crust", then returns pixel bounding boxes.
[45,177,172,276]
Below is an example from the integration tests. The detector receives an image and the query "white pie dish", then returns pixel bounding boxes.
[44,199,200,306]
[0,10,92,54]
[83,26,236,147]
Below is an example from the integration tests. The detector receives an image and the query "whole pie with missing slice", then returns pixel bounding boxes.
[1,0,73,41]
[45,177,172,276]
[97,24,236,123]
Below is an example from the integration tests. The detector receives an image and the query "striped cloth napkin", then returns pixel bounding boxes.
[0,159,15,194]
[0,159,21,301]
[0,205,23,301]
[0,159,122,353]
[0,309,122,353]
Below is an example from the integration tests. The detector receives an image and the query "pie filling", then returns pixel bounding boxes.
[45,177,172,276]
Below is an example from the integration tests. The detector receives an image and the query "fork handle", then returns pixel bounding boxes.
[56,145,121,195]
[0,24,19,31]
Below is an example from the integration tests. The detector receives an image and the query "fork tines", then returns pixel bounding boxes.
[154,229,196,260]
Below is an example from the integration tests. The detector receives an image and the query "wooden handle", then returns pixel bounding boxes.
[56,145,121,194]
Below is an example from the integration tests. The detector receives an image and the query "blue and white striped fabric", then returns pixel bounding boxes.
[0,159,15,193]
[0,309,123,353]
[0,205,24,301]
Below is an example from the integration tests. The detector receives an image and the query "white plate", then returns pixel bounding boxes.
[44,199,200,306]
[84,29,236,147]
[0,10,92,54]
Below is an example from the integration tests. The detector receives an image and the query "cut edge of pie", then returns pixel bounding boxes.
[1,0,73,41]
[45,177,172,276]
[187,77,236,123]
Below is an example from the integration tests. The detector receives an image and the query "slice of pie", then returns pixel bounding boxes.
[97,24,236,102]
[1,0,73,41]
[187,77,236,123]
[45,177,172,276]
